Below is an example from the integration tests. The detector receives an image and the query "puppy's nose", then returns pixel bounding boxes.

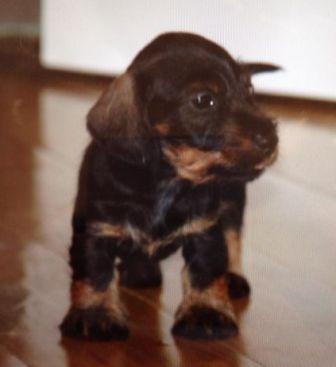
[255,133,269,150]
[254,133,276,154]
[254,131,278,154]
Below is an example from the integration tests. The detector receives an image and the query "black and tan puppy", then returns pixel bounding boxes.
[60,32,279,341]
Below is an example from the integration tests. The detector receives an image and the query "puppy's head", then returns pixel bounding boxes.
[87,32,279,181]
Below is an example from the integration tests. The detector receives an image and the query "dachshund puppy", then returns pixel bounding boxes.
[60,32,279,341]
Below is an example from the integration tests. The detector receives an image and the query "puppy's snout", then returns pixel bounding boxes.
[249,115,278,154]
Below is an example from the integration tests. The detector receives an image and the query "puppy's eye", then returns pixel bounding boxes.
[192,92,216,109]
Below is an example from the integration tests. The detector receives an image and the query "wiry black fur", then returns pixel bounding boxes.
[61,32,279,341]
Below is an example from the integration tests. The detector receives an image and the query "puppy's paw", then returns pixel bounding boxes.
[172,305,238,340]
[60,306,129,341]
[227,272,251,299]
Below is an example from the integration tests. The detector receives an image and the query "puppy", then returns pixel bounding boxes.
[60,32,279,341]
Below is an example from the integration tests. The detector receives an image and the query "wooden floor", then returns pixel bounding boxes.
[1,70,336,367]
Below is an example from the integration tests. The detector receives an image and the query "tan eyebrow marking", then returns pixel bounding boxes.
[154,122,171,136]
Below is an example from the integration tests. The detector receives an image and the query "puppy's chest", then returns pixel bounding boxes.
[90,180,222,257]
[149,179,221,234]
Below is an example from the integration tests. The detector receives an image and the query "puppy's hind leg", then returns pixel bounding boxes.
[60,234,129,341]
[118,252,162,289]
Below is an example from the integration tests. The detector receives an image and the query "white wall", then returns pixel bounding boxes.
[41,0,336,101]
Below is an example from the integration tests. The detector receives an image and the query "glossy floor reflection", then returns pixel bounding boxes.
[0,72,335,367]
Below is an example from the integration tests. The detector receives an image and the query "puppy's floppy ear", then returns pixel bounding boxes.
[241,62,282,75]
[87,72,145,140]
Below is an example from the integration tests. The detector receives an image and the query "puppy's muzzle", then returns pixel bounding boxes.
[252,118,278,167]
[220,112,278,171]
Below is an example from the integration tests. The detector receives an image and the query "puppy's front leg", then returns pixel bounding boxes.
[172,224,238,340]
[60,234,129,340]
[225,228,251,299]
[221,184,251,299]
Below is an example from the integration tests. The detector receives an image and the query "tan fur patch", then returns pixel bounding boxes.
[154,122,170,136]
[71,280,126,321]
[147,215,218,256]
[88,221,148,244]
[88,215,220,257]
[88,222,126,238]
[176,267,235,322]
[71,281,107,309]
[163,144,228,184]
